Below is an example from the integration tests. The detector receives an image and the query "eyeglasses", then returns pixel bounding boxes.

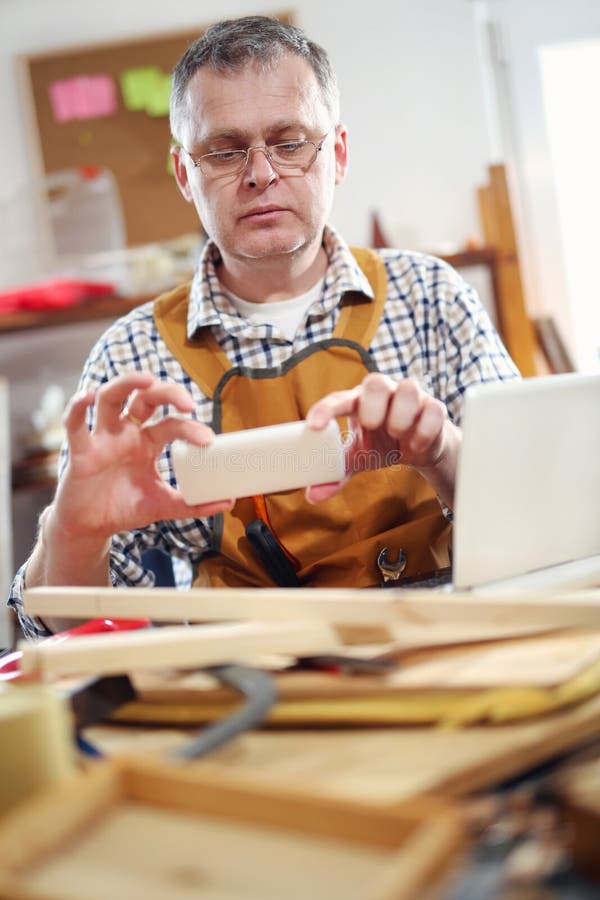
[183,131,331,178]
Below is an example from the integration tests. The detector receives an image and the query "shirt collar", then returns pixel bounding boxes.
[187,224,374,340]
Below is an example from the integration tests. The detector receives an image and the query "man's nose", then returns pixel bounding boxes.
[243,147,277,187]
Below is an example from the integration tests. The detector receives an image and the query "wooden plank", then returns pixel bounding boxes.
[479,164,538,376]
[24,585,600,629]
[403,589,600,628]
[18,620,339,678]
[24,585,406,624]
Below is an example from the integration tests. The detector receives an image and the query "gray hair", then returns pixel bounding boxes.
[170,16,339,141]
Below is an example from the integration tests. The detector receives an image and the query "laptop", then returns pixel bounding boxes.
[449,372,600,593]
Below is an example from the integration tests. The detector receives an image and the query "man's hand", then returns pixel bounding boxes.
[305,373,461,509]
[51,372,233,542]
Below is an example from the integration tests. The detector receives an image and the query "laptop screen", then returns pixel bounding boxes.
[452,373,600,589]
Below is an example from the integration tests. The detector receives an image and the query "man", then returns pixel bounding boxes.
[9,16,518,638]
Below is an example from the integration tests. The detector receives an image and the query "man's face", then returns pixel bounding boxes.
[172,54,348,268]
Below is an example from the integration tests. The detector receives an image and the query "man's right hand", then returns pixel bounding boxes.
[24,373,234,604]
[51,372,234,542]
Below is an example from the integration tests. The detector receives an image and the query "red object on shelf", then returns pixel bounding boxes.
[0,278,116,313]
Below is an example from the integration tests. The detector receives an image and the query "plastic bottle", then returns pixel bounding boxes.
[46,165,126,259]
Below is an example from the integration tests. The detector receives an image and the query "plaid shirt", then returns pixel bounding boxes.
[9,226,519,638]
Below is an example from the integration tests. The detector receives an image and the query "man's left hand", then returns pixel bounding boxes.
[305,373,461,509]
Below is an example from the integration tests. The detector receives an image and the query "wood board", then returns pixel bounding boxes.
[109,628,600,727]
[23,584,600,629]
[84,692,600,810]
[0,759,463,900]
[125,629,600,696]
[19,620,339,678]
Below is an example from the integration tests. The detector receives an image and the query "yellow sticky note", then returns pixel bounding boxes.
[147,73,172,117]
[120,66,162,111]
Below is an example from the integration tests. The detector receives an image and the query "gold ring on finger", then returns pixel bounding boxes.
[123,407,144,427]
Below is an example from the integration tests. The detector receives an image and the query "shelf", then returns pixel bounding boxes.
[0,249,499,337]
[438,246,496,269]
[12,451,59,492]
[0,293,152,335]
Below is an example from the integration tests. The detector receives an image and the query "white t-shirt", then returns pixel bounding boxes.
[225,279,324,342]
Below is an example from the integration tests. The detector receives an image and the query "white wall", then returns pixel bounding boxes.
[479,0,600,369]
[0,0,492,256]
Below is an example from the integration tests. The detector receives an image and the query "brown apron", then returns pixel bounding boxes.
[154,248,451,588]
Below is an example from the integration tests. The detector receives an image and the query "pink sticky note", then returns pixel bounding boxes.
[48,75,117,123]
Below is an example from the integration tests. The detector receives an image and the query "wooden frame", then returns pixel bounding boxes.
[0,759,463,900]
[477,164,538,376]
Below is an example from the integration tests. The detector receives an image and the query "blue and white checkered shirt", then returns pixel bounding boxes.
[9,226,519,638]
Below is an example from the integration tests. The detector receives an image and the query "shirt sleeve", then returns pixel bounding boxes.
[7,564,52,641]
[426,259,521,425]
[8,316,214,640]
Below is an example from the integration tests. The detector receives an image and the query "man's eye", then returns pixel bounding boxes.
[210,150,244,163]
[274,141,305,155]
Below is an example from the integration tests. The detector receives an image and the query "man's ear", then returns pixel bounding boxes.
[333,124,349,186]
[171,146,194,203]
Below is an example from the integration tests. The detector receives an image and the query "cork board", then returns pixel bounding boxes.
[20,13,293,247]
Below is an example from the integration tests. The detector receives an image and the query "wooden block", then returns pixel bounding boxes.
[0,684,76,814]
[19,621,340,679]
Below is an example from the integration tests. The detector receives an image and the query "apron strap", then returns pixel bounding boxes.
[154,283,231,399]
[333,247,388,348]
[153,247,388,399]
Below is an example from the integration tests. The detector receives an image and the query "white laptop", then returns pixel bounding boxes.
[450,372,600,593]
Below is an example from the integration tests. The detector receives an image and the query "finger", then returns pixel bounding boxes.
[92,373,155,431]
[404,399,446,459]
[305,476,349,504]
[146,479,235,522]
[63,390,95,454]
[357,373,396,430]
[161,490,236,519]
[305,386,361,429]
[122,381,197,427]
[144,417,216,450]
[386,380,426,438]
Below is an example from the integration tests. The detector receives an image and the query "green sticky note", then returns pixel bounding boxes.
[146,73,172,117]
[119,66,162,111]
